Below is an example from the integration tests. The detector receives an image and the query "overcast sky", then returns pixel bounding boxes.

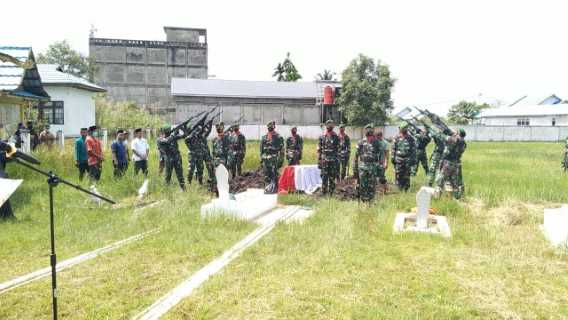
[2,0,567,113]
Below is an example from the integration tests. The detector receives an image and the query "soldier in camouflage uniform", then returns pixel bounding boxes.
[427,129,446,187]
[375,130,389,186]
[354,124,384,202]
[185,122,212,185]
[285,127,303,165]
[211,122,231,169]
[562,137,568,171]
[434,129,467,199]
[456,128,467,195]
[157,126,186,191]
[318,120,340,195]
[260,121,284,194]
[411,128,431,176]
[228,125,246,177]
[392,122,416,192]
[338,124,351,180]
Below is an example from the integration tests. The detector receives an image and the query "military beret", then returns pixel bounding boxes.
[459,128,466,137]
[267,121,275,127]
[399,122,409,130]
[216,122,225,130]
[325,119,335,125]
[339,123,346,129]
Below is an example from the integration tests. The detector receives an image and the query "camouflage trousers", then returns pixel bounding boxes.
[358,165,377,202]
[228,153,244,178]
[412,150,429,176]
[262,157,279,193]
[435,159,461,199]
[188,152,208,185]
[165,156,186,190]
[376,165,387,185]
[320,159,339,195]
[427,152,443,187]
[394,160,412,192]
[338,156,350,180]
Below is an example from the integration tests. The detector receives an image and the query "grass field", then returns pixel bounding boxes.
[1,140,567,319]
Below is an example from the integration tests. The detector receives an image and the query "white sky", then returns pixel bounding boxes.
[2,0,567,114]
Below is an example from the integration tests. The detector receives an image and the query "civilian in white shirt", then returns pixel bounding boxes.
[131,128,149,176]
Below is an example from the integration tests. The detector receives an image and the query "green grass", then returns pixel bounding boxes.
[1,141,568,319]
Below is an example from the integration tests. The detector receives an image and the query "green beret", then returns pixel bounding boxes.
[325,119,335,125]
[267,121,275,128]
[399,122,409,130]
[216,122,225,130]
[459,128,466,137]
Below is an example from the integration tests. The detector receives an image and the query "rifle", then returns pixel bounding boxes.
[224,115,245,134]
[171,110,208,135]
[185,109,222,139]
[414,107,452,135]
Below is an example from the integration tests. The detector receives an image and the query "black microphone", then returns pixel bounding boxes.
[0,141,41,165]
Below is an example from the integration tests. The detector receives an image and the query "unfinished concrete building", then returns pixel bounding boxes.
[89,26,207,120]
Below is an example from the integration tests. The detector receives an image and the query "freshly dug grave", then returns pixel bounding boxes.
[230,170,265,193]
[334,176,397,201]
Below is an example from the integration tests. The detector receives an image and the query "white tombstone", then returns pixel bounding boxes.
[216,165,230,202]
[20,129,31,153]
[200,164,278,221]
[56,130,64,152]
[102,129,108,151]
[393,186,451,238]
[542,206,568,247]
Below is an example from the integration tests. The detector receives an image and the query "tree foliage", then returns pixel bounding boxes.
[37,40,96,80]
[336,54,395,126]
[95,95,165,131]
[273,52,302,82]
[447,101,491,124]
[316,69,336,81]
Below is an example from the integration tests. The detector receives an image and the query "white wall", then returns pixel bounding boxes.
[43,86,96,137]
[483,115,568,126]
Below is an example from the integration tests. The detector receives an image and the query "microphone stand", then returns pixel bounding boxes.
[12,158,115,320]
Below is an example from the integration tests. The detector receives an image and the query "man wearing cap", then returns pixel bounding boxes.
[411,127,431,176]
[85,125,103,183]
[157,126,186,190]
[131,128,149,176]
[435,129,466,199]
[228,124,246,177]
[39,124,56,149]
[353,124,384,202]
[338,124,351,180]
[285,126,303,165]
[211,122,231,169]
[260,121,284,194]
[74,128,89,181]
[392,122,416,192]
[318,120,340,195]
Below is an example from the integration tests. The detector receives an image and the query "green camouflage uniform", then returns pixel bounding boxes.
[228,131,246,177]
[427,131,446,186]
[285,133,303,165]
[412,132,431,175]
[260,128,284,193]
[185,126,212,185]
[435,134,466,199]
[376,138,389,185]
[456,137,467,195]
[562,138,568,171]
[338,132,351,180]
[354,135,384,202]
[318,130,340,195]
[157,132,186,190]
[392,132,416,192]
[211,133,231,168]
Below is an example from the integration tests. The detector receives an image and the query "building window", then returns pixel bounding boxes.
[517,118,530,126]
[38,101,64,125]
[552,118,556,126]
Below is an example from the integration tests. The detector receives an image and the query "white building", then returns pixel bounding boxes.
[480,94,568,127]
[37,64,105,136]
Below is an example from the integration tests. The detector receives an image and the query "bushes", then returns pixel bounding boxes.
[95,95,165,132]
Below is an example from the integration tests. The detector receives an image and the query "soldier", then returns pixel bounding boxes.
[211,122,231,169]
[435,129,466,199]
[285,126,303,165]
[157,126,186,191]
[228,124,246,177]
[456,128,467,195]
[427,129,446,187]
[353,124,384,202]
[185,123,207,185]
[375,130,389,187]
[412,128,431,176]
[318,120,340,195]
[338,124,351,180]
[260,121,284,194]
[392,122,416,192]
[562,137,568,171]
[157,129,166,175]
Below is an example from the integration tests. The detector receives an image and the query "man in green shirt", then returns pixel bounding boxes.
[74,128,89,181]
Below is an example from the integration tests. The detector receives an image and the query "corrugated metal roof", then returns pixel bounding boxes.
[481,104,568,117]
[171,78,318,99]
[38,64,105,92]
[0,46,30,91]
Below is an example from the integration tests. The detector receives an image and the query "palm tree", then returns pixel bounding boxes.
[316,69,336,81]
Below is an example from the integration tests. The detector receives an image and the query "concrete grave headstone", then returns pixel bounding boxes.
[393,186,451,238]
[56,130,64,152]
[542,205,568,248]
[20,129,30,153]
[216,165,230,202]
